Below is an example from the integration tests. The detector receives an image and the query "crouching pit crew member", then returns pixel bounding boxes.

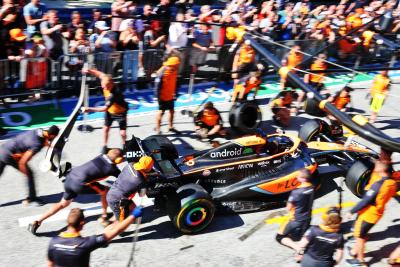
[276,169,315,250]
[107,156,154,224]
[295,207,344,267]
[82,68,129,153]
[346,160,398,267]
[0,125,59,205]
[47,207,143,267]
[28,149,123,235]
[270,89,297,127]
[195,101,226,139]
[231,70,262,105]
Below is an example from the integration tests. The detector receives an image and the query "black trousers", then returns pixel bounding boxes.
[0,160,37,199]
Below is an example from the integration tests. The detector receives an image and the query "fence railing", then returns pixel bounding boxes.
[0,39,398,101]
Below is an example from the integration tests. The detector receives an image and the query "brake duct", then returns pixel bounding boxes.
[246,35,400,152]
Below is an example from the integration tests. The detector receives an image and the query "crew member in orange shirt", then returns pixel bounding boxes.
[231,70,261,104]
[83,68,129,153]
[369,70,391,123]
[328,86,352,112]
[304,54,328,93]
[286,45,303,73]
[346,160,398,266]
[194,101,225,139]
[154,55,181,134]
[232,40,256,85]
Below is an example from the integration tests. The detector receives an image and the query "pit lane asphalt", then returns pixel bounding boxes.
[0,83,399,267]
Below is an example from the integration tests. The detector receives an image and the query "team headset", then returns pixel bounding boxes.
[322,206,342,222]
[107,148,125,164]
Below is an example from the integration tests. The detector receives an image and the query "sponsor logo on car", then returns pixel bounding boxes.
[273,159,282,164]
[243,147,254,155]
[204,179,227,184]
[258,160,270,166]
[210,147,242,158]
[215,166,235,173]
[238,163,254,169]
[202,169,211,176]
[126,151,145,158]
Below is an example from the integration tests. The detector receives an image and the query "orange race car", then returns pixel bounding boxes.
[123,125,377,234]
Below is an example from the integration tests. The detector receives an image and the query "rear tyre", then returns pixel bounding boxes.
[229,101,262,133]
[303,97,326,116]
[167,184,215,234]
[299,119,330,142]
[143,135,178,160]
[345,160,374,198]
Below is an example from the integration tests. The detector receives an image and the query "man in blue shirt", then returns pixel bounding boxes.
[23,0,47,38]
[190,24,214,74]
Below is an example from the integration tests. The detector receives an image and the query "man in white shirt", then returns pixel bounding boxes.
[167,13,188,49]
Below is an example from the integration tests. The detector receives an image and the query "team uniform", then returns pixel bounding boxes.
[0,129,48,199]
[232,74,261,101]
[301,225,344,267]
[351,176,397,238]
[107,164,147,221]
[309,61,327,92]
[155,57,180,111]
[195,108,223,131]
[63,155,121,201]
[234,44,255,79]
[103,87,128,130]
[332,92,351,111]
[277,182,314,241]
[369,74,390,113]
[287,49,303,73]
[48,232,108,267]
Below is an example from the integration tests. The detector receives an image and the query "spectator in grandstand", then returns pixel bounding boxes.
[0,0,20,59]
[190,24,214,74]
[40,10,65,60]
[90,21,116,53]
[69,27,91,55]
[25,34,48,58]
[66,11,88,41]
[167,12,188,49]
[119,20,141,51]
[143,20,166,50]
[7,28,26,61]
[138,4,155,34]
[88,9,103,34]
[111,0,135,32]
[23,0,47,38]
[153,0,172,36]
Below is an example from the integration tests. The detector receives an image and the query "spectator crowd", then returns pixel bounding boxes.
[1,0,400,59]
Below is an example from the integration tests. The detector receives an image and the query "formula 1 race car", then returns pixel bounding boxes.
[125,123,377,234]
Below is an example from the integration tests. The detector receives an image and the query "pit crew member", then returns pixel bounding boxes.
[296,207,344,267]
[107,156,154,223]
[276,169,315,251]
[0,125,59,205]
[346,160,398,267]
[194,101,226,139]
[47,207,143,267]
[82,68,129,153]
[231,70,262,104]
[28,149,123,235]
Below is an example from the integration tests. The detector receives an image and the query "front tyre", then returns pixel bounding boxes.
[167,184,215,234]
[345,160,374,198]
[299,119,330,142]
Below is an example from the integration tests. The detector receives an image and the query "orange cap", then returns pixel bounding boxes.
[133,156,154,172]
[9,28,27,42]
[163,56,180,66]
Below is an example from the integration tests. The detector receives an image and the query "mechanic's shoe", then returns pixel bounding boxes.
[27,221,41,235]
[101,146,108,154]
[168,127,180,134]
[346,245,356,258]
[345,259,367,267]
[153,127,161,135]
[22,197,45,207]
[98,214,111,227]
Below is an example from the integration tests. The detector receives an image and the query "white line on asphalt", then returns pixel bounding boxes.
[18,195,154,227]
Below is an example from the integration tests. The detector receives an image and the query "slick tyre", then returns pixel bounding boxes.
[345,160,374,198]
[299,119,330,142]
[303,97,326,116]
[167,184,215,234]
[143,135,178,160]
[229,101,262,133]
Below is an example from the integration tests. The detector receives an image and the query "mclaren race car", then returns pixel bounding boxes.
[125,122,377,234]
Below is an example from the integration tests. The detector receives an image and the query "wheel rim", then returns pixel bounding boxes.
[186,207,207,226]
[356,170,371,196]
